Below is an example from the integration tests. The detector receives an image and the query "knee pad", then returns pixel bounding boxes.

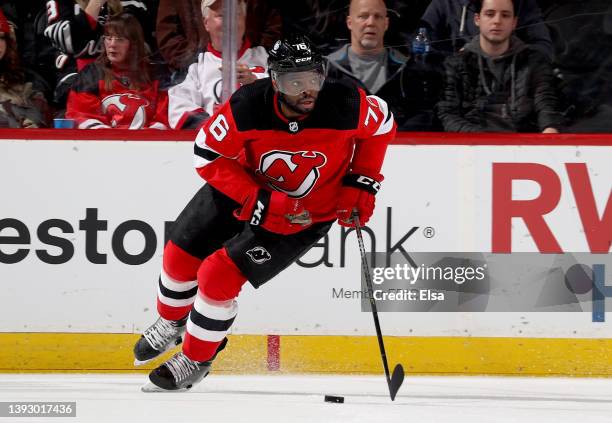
[198,248,247,301]
[163,240,202,282]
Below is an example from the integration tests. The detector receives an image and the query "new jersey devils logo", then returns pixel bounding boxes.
[102,94,149,128]
[246,246,271,264]
[257,150,327,198]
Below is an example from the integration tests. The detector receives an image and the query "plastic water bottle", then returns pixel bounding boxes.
[412,27,431,61]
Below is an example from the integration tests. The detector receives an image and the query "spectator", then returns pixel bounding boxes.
[167,0,268,129]
[0,9,50,128]
[44,0,152,109]
[277,0,426,56]
[65,13,169,129]
[1,1,55,104]
[45,0,152,69]
[437,0,562,133]
[420,0,553,61]
[156,0,279,78]
[326,0,444,130]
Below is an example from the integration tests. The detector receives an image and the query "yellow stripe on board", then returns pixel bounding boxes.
[0,334,267,373]
[1,333,612,376]
[280,336,612,376]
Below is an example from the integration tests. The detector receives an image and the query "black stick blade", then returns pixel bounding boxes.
[389,364,405,401]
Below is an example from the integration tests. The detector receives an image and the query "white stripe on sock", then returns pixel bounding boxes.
[186,320,228,342]
[157,286,196,307]
[192,294,238,322]
[160,270,198,292]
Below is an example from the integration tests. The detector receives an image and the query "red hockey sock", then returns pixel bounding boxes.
[157,241,202,321]
[183,248,246,362]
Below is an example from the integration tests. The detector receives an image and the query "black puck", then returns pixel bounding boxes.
[324,395,345,403]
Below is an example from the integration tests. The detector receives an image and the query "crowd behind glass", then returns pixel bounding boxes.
[1,0,610,132]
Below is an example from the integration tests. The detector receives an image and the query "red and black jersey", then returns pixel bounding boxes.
[194,78,396,227]
[66,63,169,129]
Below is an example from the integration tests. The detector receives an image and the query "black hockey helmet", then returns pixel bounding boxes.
[268,34,324,75]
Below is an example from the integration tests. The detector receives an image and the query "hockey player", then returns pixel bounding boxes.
[134,34,396,391]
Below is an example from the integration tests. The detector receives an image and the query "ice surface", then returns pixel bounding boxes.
[1,373,611,423]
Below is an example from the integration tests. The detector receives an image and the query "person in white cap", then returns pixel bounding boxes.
[167,0,269,129]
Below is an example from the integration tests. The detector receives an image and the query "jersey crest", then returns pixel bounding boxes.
[257,150,327,198]
[102,93,149,129]
[246,246,271,264]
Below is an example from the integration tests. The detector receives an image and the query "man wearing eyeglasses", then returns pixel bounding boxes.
[134,35,397,392]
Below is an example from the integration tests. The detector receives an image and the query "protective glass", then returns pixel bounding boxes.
[273,70,325,96]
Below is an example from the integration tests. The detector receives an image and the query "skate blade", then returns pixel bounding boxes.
[141,382,191,393]
[134,358,151,366]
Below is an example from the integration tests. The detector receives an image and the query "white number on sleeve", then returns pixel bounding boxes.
[364,97,380,127]
[209,114,229,142]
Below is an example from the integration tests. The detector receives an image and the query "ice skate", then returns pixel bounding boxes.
[133,316,187,365]
[142,338,228,392]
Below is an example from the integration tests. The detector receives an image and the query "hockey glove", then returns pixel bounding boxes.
[235,189,312,234]
[336,174,382,227]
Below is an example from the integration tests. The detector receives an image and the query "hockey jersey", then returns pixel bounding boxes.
[66,63,168,129]
[168,40,268,129]
[194,78,396,230]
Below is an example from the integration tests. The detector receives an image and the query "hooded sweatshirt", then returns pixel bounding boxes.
[438,35,563,132]
[420,0,553,61]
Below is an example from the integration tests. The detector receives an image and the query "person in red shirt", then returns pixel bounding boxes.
[133,35,396,392]
[44,0,152,110]
[65,13,168,129]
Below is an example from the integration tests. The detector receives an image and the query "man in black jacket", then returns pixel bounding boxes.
[437,0,562,133]
[326,0,444,131]
[420,0,553,61]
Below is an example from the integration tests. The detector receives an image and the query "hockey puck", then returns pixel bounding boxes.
[324,395,344,403]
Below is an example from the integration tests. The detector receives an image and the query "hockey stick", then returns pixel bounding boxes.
[353,212,405,401]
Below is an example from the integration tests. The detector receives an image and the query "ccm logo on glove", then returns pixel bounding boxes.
[354,175,381,194]
[236,189,312,234]
[250,200,266,225]
[336,173,383,227]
